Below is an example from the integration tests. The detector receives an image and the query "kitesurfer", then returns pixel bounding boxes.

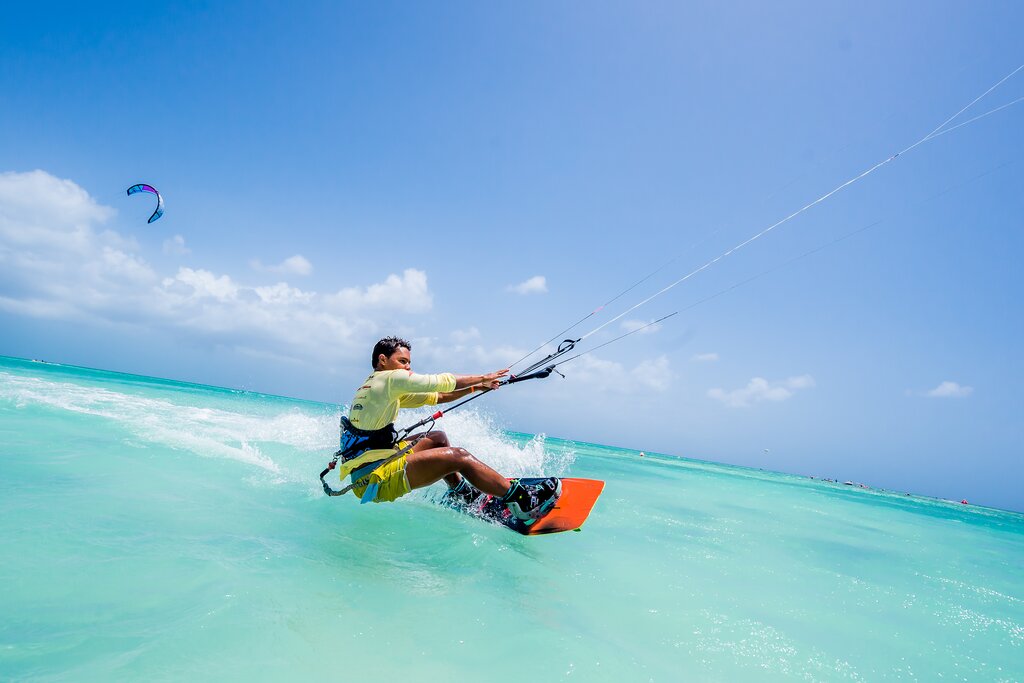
[338,336,561,520]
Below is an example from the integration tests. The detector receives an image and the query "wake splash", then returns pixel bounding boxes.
[398,407,575,478]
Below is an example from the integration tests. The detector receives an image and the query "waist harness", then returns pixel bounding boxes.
[339,416,400,482]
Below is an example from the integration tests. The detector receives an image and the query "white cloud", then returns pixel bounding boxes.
[325,268,432,313]
[451,327,481,344]
[0,170,435,362]
[691,352,719,363]
[926,381,973,398]
[162,234,190,256]
[621,319,662,335]
[251,254,313,276]
[708,375,815,408]
[0,170,115,252]
[507,275,547,295]
[0,170,156,324]
[787,375,815,389]
[556,353,674,394]
[632,356,672,391]
[420,337,527,371]
[254,282,315,305]
[164,267,239,301]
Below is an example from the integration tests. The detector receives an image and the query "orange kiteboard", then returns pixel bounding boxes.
[444,477,605,535]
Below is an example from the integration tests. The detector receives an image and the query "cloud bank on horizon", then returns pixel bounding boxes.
[0,170,431,363]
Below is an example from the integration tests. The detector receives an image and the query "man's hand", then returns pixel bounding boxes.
[453,368,510,392]
[480,368,510,391]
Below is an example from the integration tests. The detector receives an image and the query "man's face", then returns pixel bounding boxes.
[378,346,411,371]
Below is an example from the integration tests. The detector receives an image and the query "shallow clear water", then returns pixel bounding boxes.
[1,355,1022,681]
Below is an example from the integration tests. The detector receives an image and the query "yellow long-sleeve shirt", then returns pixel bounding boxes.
[339,369,457,479]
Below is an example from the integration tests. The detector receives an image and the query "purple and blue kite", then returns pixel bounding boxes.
[126,183,164,223]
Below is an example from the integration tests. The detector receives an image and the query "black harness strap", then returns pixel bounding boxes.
[320,412,441,497]
[320,417,399,496]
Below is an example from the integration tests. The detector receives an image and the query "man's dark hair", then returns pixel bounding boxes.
[372,336,412,368]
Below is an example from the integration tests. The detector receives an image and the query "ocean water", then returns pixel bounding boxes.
[1,355,1022,682]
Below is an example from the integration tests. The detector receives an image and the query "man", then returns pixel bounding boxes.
[337,336,561,520]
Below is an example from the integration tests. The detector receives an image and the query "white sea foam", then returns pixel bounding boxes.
[0,370,329,474]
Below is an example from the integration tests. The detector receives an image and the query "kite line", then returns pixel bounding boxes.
[508,61,1024,372]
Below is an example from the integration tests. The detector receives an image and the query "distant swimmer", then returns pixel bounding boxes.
[961,499,969,505]
[335,336,561,520]
[638,451,645,457]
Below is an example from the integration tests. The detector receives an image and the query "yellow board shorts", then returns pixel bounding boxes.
[348,443,412,504]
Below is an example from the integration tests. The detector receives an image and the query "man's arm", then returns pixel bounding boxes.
[421,368,509,404]
[435,386,482,404]
[451,368,509,391]
[389,368,509,406]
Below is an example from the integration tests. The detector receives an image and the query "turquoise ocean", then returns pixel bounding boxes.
[1,355,1022,681]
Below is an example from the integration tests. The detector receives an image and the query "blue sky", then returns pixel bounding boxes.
[2,2,1022,510]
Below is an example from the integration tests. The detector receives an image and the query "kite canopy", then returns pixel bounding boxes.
[127,183,164,223]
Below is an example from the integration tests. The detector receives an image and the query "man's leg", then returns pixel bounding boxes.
[409,431,461,487]
[409,430,449,450]
[405,446,511,497]
[405,445,561,520]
